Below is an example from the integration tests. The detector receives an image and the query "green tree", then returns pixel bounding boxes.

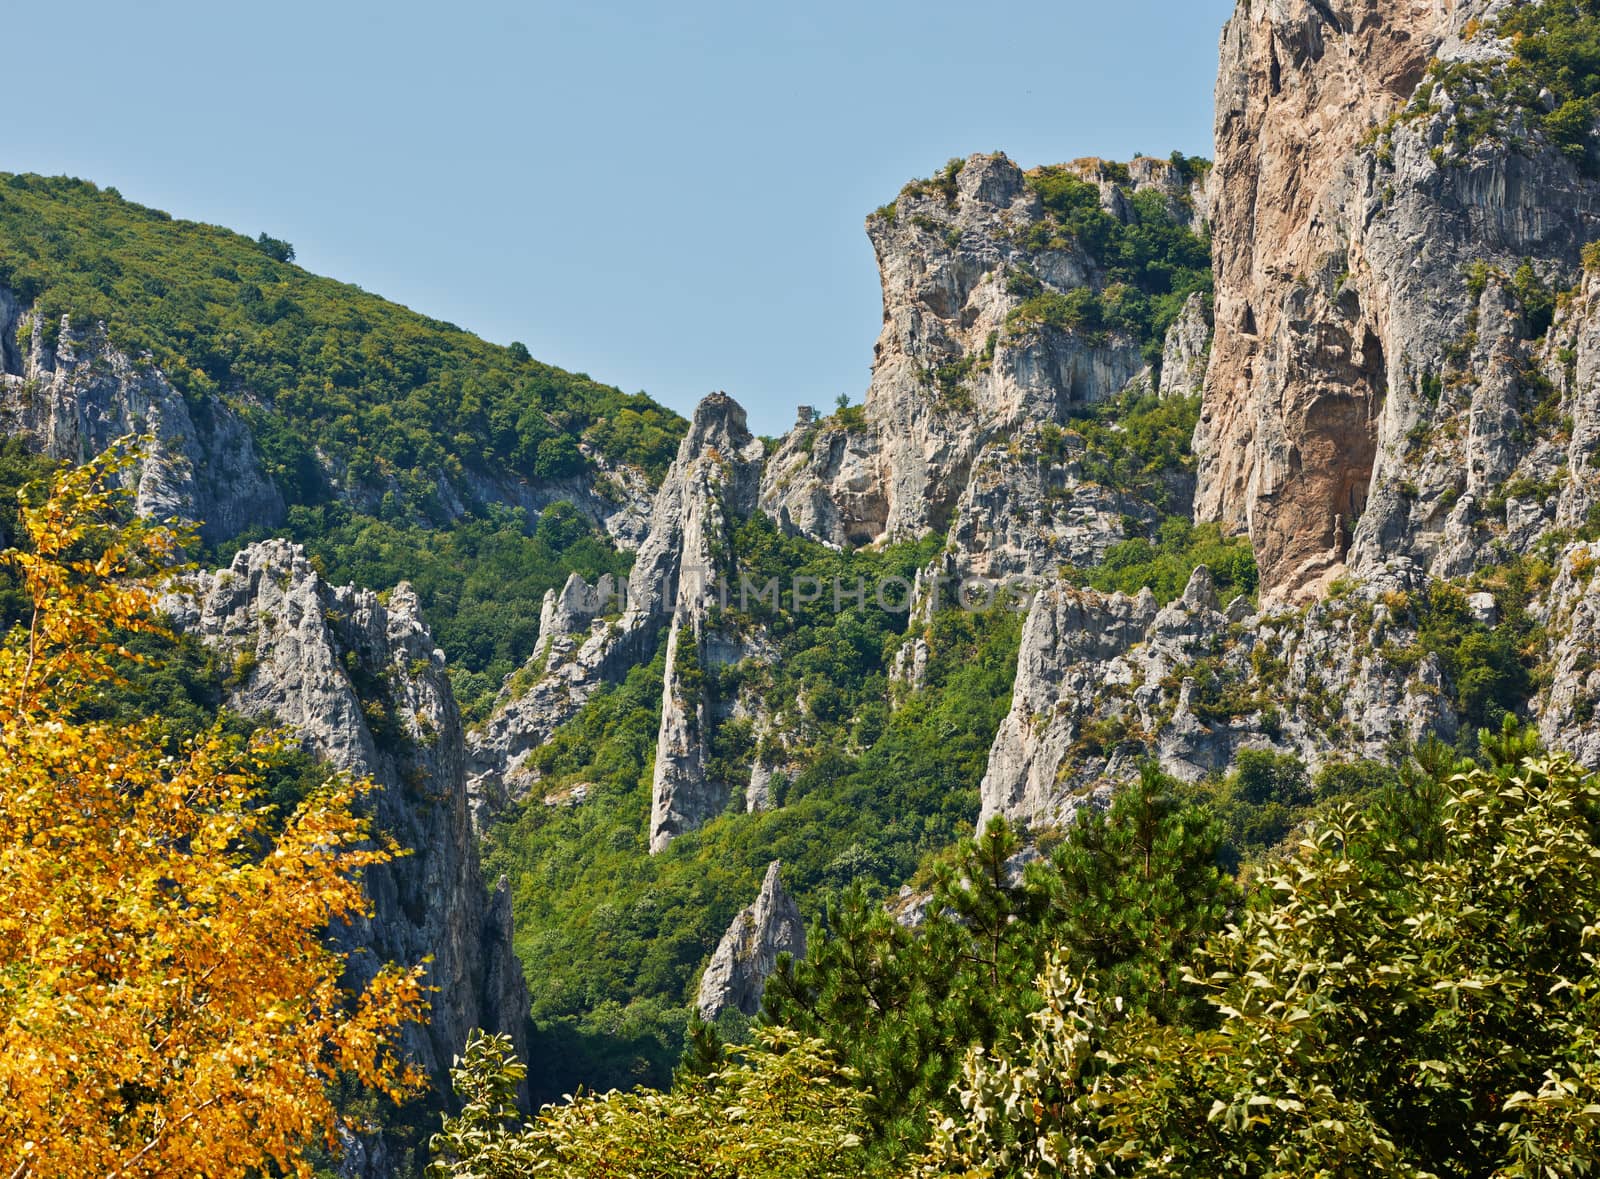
[428,1028,869,1178]
[255,231,295,262]
[1042,763,1239,1022]
[922,725,1600,1178]
[766,768,1237,1166]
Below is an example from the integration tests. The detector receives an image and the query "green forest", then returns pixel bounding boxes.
[437,725,1600,1177]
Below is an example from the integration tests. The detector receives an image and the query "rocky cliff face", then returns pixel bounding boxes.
[1196,0,1600,602]
[695,861,806,1020]
[467,393,770,850]
[1159,292,1213,401]
[645,395,768,852]
[964,1,1600,836]
[472,153,1216,847]
[978,562,1456,832]
[0,299,283,544]
[760,152,1210,578]
[162,542,530,1093]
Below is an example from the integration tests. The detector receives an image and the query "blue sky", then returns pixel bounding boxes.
[7,0,1234,435]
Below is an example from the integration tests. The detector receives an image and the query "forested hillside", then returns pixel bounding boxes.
[0,174,685,716]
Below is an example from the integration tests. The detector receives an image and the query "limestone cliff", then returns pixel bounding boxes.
[0,298,283,544]
[760,152,1211,579]
[973,0,1600,833]
[473,154,1215,842]
[646,395,767,852]
[695,861,806,1020]
[162,542,530,1093]
[979,562,1456,832]
[468,393,769,851]
[1196,0,1600,601]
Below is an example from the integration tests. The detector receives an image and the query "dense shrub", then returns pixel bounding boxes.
[765,767,1238,1167]
[1015,169,1212,361]
[922,726,1600,1178]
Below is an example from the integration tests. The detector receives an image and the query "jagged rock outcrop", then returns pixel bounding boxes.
[470,154,1219,824]
[532,571,625,672]
[979,564,1457,832]
[0,302,282,543]
[648,395,768,852]
[760,152,1205,570]
[695,861,806,1020]
[162,541,530,1095]
[1158,292,1212,400]
[1196,0,1600,601]
[467,392,769,848]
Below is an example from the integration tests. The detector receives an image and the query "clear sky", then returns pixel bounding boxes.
[6,0,1235,436]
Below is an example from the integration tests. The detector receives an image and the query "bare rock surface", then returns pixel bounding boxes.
[695,862,806,1020]
[979,563,1457,833]
[1196,0,1600,602]
[759,152,1205,575]
[0,301,282,543]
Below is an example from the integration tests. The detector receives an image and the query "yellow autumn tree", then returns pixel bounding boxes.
[0,450,428,1179]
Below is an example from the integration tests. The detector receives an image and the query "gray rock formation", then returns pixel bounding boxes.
[466,392,770,848]
[695,861,806,1020]
[0,302,283,544]
[979,564,1458,833]
[759,152,1198,566]
[469,155,1217,827]
[1157,292,1211,400]
[162,541,530,1094]
[1536,541,1600,767]
[945,424,1162,583]
[648,396,767,852]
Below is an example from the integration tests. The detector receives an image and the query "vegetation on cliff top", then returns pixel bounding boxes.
[0,174,684,496]
[1009,162,1212,363]
[1390,1,1600,171]
[0,173,684,718]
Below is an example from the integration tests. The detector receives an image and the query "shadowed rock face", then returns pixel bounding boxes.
[0,301,283,544]
[696,861,806,1020]
[1197,0,1446,600]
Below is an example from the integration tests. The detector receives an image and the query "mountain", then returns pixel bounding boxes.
[0,145,1231,1122]
[14,0,1600,1171]
[0,174,684,718]
[474,0,1600,1123]
[470,149,1233,1099]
